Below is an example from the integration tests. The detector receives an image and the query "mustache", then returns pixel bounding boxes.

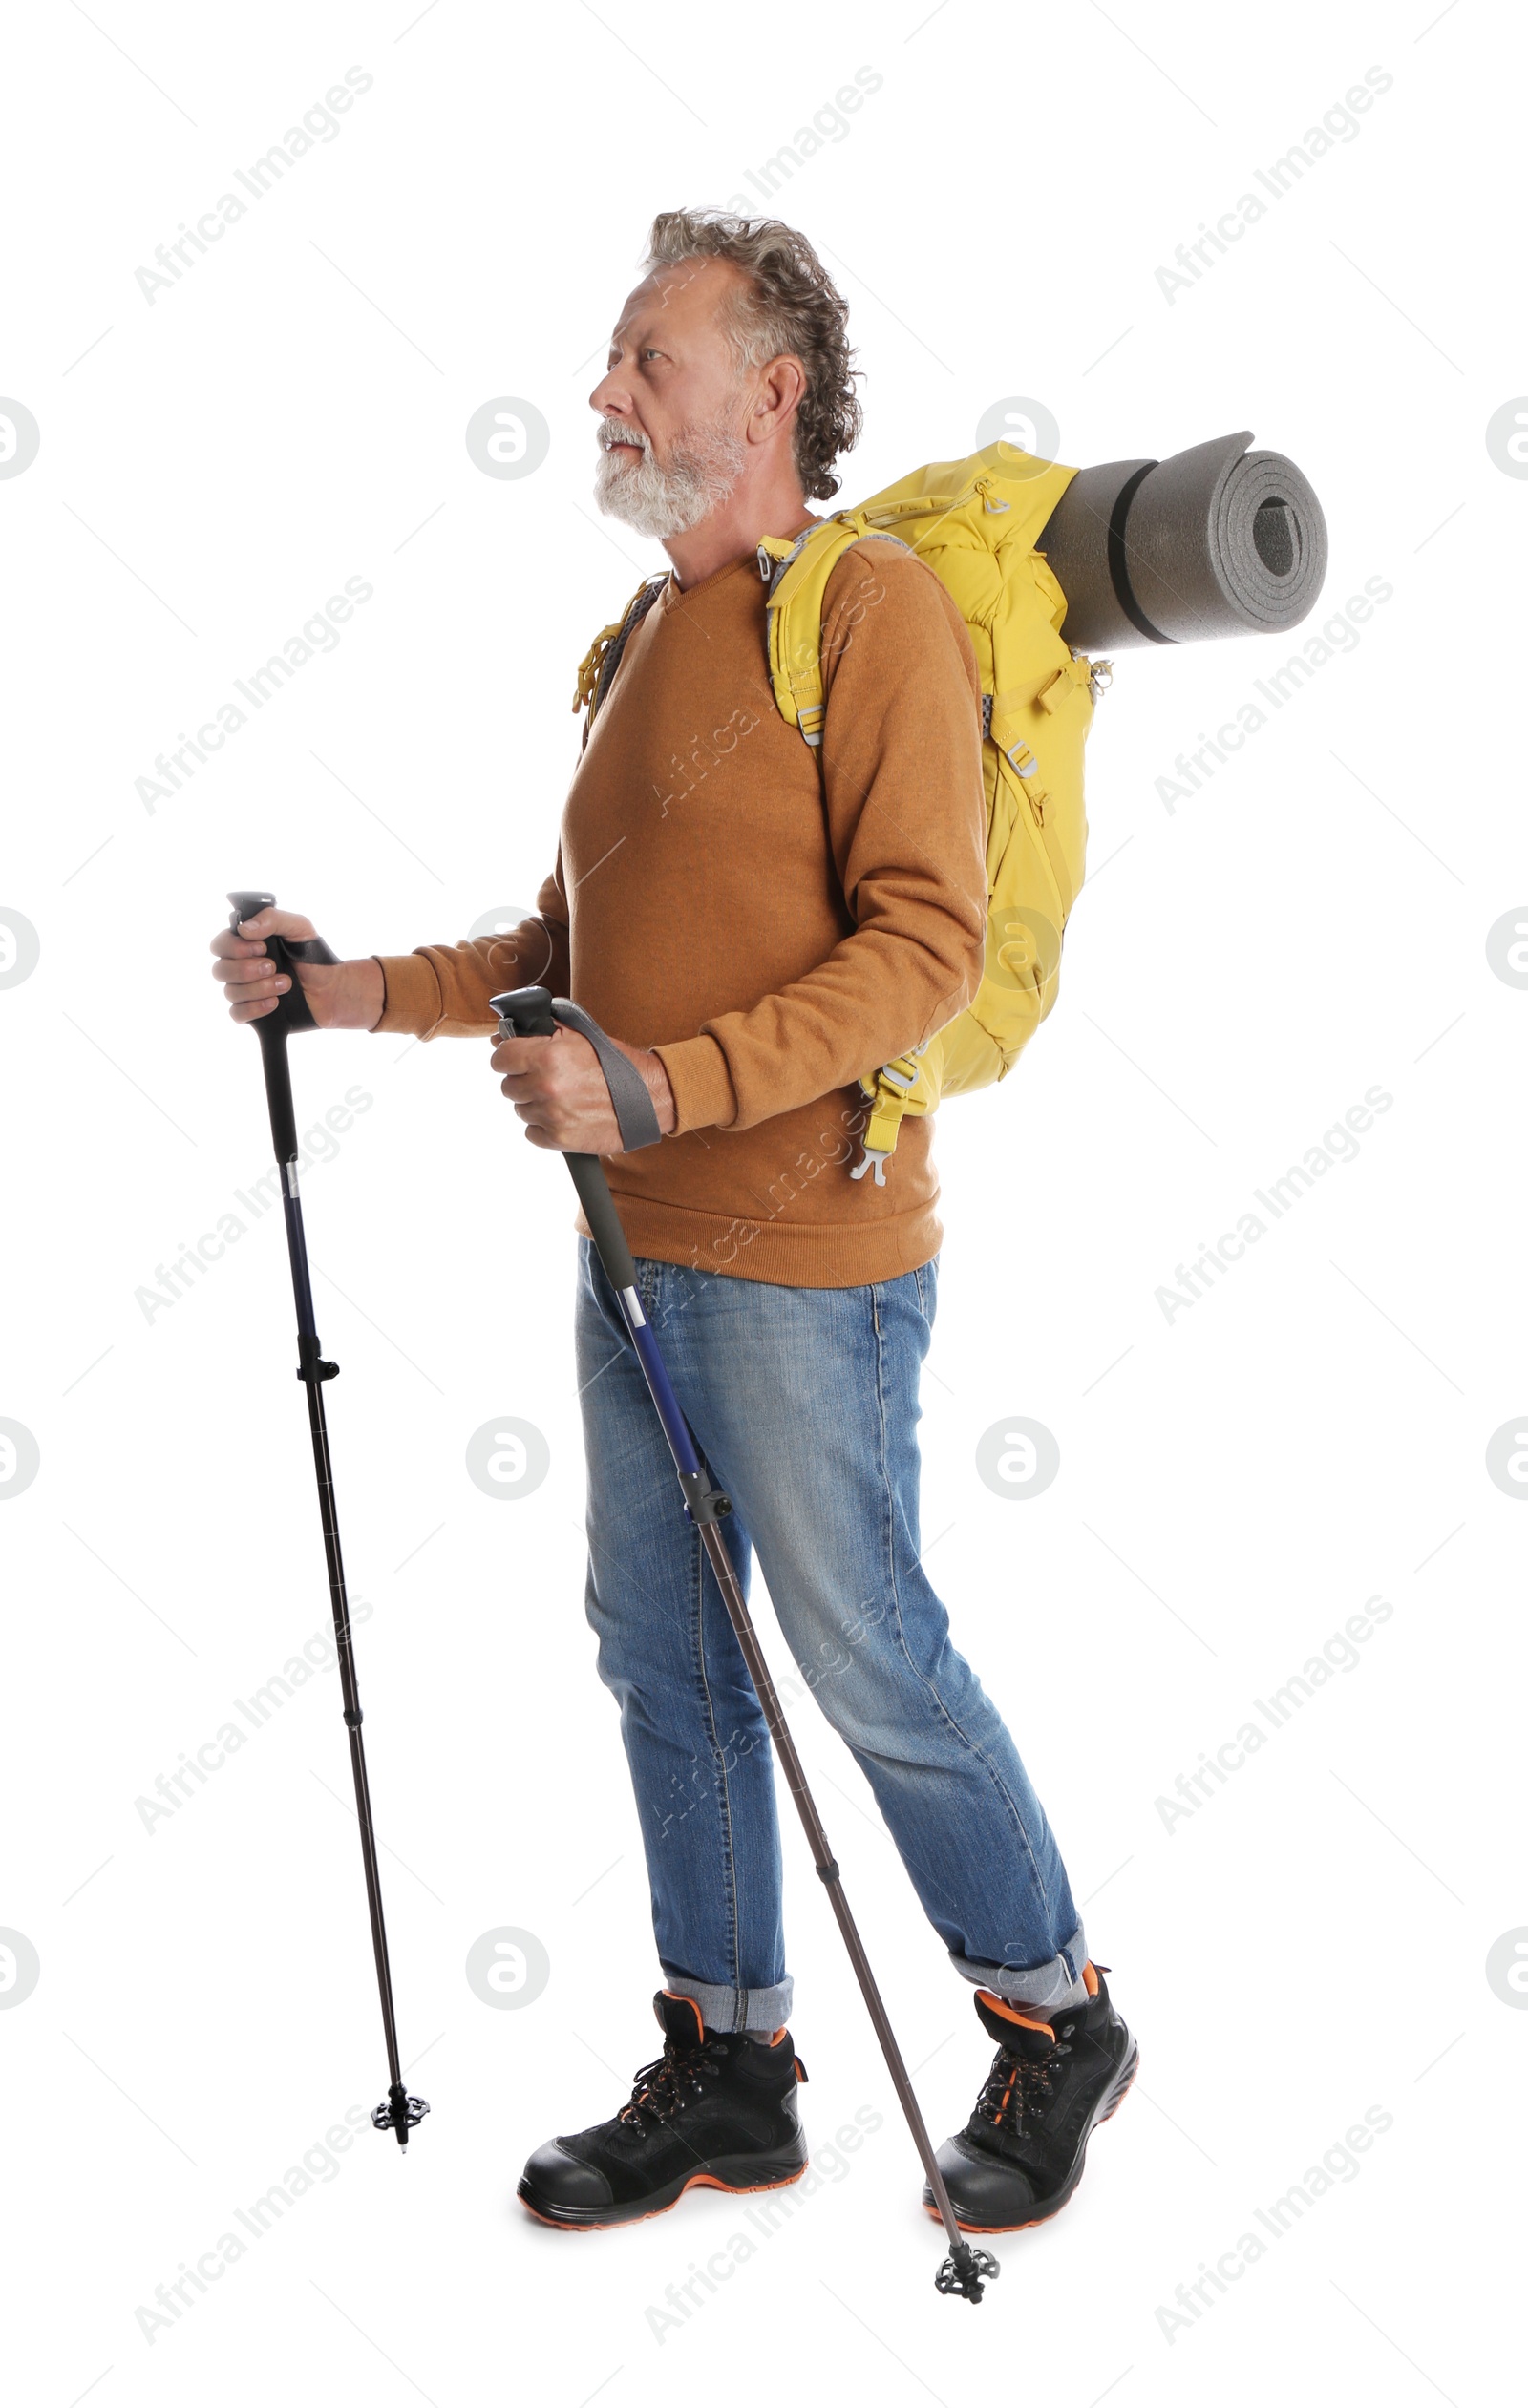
[598,419,650,456]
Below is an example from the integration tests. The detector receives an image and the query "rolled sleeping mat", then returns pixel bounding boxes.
[1036,430,1327,652]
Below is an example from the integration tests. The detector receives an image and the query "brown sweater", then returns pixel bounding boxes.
[376,539,987,1286]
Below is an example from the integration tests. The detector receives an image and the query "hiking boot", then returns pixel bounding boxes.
[923,1963,1136,2232]
[518,1990,809,2229]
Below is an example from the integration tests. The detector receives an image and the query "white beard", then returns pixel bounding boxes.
[595,413,747,539]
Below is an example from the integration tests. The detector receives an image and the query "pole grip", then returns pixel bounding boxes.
[566,1153,638,1293]
[228,891,345,1165]
[492,984,558,1041]
[227,890,340,1041]
[255,1016,300,1167]
[491,985,640,1292]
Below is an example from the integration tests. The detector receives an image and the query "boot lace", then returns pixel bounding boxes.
[980,2040,1066,2137]
[618,2037,720,2130]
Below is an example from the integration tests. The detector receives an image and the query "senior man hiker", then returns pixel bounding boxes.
[212,207,1135,2237]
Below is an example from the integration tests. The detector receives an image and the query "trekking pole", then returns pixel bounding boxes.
[492,984,998,2303]
[227,891,428,2153]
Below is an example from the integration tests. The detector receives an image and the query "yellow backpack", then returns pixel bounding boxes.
[573,440,1109,1184]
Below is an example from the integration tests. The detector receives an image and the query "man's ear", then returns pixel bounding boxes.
[746,352,807,450]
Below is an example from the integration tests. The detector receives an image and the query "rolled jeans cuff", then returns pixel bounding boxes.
[663,1969,795,2034]
[948,1925,1090,2014]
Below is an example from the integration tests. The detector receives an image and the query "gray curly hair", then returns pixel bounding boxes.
[641,208,863,501]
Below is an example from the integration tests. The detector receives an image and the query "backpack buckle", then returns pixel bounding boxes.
[879,1040,929,1092]
[849,1146,889,1186]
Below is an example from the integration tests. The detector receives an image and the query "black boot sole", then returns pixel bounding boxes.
[922,2040,1139,2235]
[518,2146,810,2232]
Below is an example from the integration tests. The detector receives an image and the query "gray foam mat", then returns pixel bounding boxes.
[1036,430,1327,652]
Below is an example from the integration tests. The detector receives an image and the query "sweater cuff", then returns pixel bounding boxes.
[654,1033,738,1134]
[374,952,443,1037]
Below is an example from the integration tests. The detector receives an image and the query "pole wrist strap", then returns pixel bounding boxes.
[549,999,662,1151]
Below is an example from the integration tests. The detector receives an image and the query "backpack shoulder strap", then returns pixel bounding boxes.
[573,574,668,745]
[758,518,912,747]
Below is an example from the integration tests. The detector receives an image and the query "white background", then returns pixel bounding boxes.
[2,2,1521,2401]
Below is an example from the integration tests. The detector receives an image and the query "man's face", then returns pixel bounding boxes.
[589,258,752,538]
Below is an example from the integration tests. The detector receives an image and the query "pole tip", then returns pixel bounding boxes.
[935,2242,1000,2303]
[371,2088,430,2146]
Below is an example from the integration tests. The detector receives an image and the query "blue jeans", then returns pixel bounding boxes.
[576,1238,1088,2033]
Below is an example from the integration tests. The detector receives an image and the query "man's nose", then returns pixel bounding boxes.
[589,368,630,419]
